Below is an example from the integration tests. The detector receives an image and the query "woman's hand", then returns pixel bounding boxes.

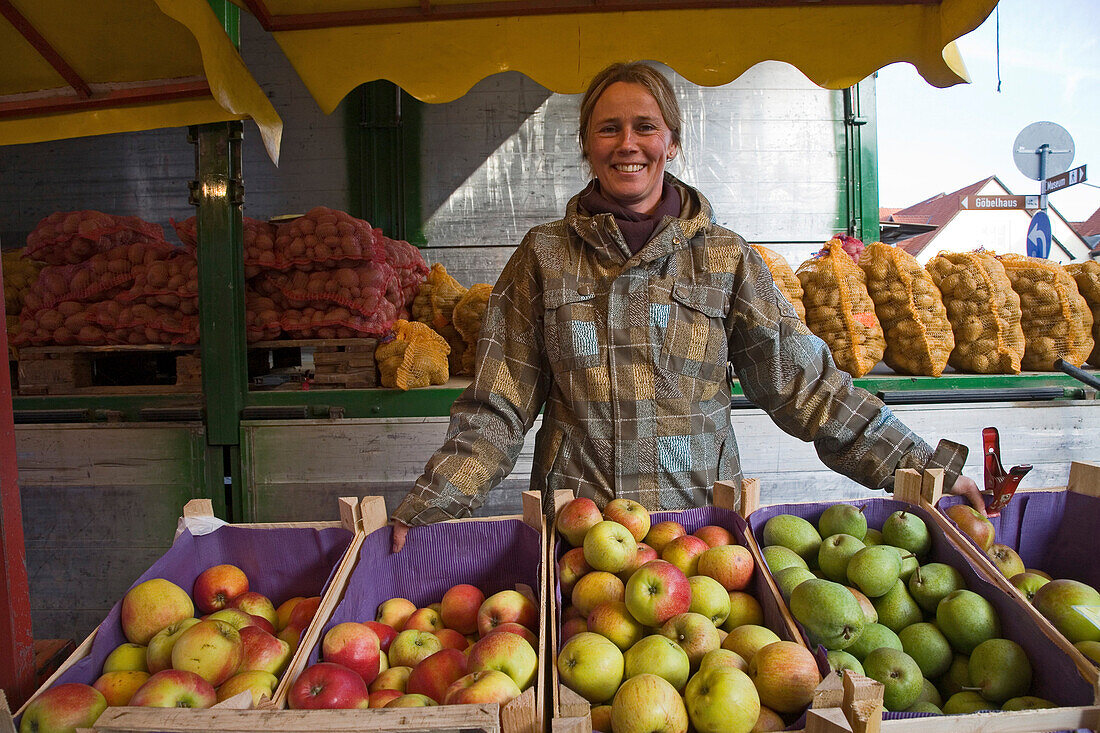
[392,520,410,553]
[949,475,990,516]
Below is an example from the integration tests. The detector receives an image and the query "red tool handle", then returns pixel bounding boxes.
[983,427,1032,514]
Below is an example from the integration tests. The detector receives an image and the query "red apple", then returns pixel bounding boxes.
[661,534,710,577]
[19,683,107,732]
[365,620,398,653]
[385,693,436,707]
[944,504,996,552]
[557,497,604,547]
[248,614,276,634]
[216,670,278,706]
[368,689,403,708]
[587,600,645,651]
[205,607,259,631]
[370,666,412,693]
[170,619,244,687]
[623,559,691,627]
[485,622,538,650]
[558,547,592,597]
[748,641,822,714]
[694,525,735,547]
[288,595,322,630]
[644,521,687,555]
[660,612,722,670]
[375,597,416,630]
[93,671,150,706]
[468,630,538,690]
[404,607,444,633]
[129,669,217,708]
[120,578,195,645]
[406,648,469,703]
[440,584,485,635]
[146,617,200,674]
[434,627,470,651]
[603,498,651,542]
[288,662,370,709]
[561,617,589,644]
[477,589,538,636]
[443,670,522,706]
[572,571,626,617]
[697,544,755,591]
[229,591,278,630]
[276,623,303,655]
[193,564,249,614]
[617,542,659,585]
[239,625,292,676]
[275,596,306,631]
[322,622,381,685]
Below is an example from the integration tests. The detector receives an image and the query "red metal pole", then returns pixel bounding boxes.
[0,254,35,707]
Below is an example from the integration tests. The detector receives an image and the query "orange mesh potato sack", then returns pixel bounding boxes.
[796,239,885,377]
[859,242,954,376]
[998,254,1093,370]
[926,251,1024,374]
[375,320,450,390]
[751,244,805,322]
[452,283,493,377]
[1065,260,1100,367]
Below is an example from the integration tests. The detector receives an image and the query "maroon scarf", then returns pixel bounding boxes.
[579,181,682,255]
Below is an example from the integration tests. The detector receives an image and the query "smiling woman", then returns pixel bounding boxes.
[389,60,986,553]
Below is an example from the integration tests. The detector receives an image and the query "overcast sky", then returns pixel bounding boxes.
[876,0,1100,222]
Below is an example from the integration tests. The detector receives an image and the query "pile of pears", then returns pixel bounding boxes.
[760,503,1054,715]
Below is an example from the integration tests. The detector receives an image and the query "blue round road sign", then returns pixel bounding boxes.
[1027,211,1052,258]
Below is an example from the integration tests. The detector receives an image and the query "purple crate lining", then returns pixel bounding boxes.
[938,491,1100,588]
[748,499,1095,710]
[307,518,541,666]
[45,524,353,691]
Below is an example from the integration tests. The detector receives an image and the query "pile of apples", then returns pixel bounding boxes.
[555,497,819,733]
[18,564,320,732]
[945,504,1100,663]
[763,503,1054,716]
[288,585,539,710]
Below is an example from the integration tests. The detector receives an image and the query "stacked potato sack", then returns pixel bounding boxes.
[452,283,493,376]
[376,320,450,389]
[417,263,469,375]
[14,213,193,347]
[859,242,954,376]
[171,215,277,278]
[3,248,41,347]
[378,233,430,318]
[926,251,1025,374]
[797,239,885,377]
[751,244,805,322]
[997,254,1093,370]
[1065,260,1100,367]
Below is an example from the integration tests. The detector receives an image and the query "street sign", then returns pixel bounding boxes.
[1027,211,1052,258]
[1041,164,1087,195]
[1014,122,1075,181]
[961,195,1040,210]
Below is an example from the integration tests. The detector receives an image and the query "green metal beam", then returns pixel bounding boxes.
[841,78,880,242]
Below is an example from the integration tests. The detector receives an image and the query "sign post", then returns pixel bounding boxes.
[1041,164,1087,195]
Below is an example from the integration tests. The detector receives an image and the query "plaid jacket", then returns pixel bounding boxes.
[392,176,967,525]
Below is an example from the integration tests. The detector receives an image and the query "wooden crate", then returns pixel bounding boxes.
[249,339,377,389]
[907,462,1100,686]
[549,479,813,732]
[9,497,365,727]
[16,344,200,395]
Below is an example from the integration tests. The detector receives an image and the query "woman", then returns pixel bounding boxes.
[391,62,983,552]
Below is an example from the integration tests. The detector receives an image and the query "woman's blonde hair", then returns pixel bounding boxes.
[578,62,683,161]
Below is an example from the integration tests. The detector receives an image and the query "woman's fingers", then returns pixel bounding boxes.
[392,520,410,553]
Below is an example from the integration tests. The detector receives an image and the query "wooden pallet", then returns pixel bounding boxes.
[15,345,201,395]
[249,339,377,389]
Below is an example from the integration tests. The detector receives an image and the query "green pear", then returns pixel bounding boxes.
[909,562,965,613]
[935,654,970,698]
[761,545,808,575]
[897,552,919,584]
[862,647,924,711]
[1001,696,1056,710]
[862,528,884,546]
[872,580,922,633]
[762,514,822,565]
[789,579,865,651]
[943,690,996,714]
[846,622,903,661]
[818,503,868,540]
[774,566,816,603]
[826,649,864,676]
[898,622,953,678]
[846,545,901,598]
[968,638,1032,703]
[817,534,866,584]
[915,677,943,707]
[881,510,931,560]
[903,701,943,714]
[936,590,1001,654]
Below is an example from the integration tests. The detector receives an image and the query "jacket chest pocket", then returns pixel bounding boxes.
[544,288,601,371]
[655,282,730,384]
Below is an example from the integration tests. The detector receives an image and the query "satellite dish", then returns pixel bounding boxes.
[1013,122,1075,181]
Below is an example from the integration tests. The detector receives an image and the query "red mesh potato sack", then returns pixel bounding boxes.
[272,207,386,270]
[26,210,167,265]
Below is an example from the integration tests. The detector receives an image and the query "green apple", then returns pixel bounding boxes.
[881,511,931,560]
[846,546,901,598]
[1008,572,1049,602]
[684,667,760,733]
[557,632,624,704]
[688,575,731,627]
[817,534,866,584]
[1032,579,1100,643]
[985,544,1026,578]
[147,618,201,674]
[942,690,995,714]
[761,515,821,565]
[587,601,645,651]
[721,625,780,664]
[937,590,1001,654]
[826,650,864,676]
[898,622,952,679]
[789,579,865,651]
[871,580,922,633]
[1001,695,1056,710]
[584,521,638,573]
[774,566,816,603]
[845,622,902,661]
[723,591,764,631]
[660,612,721,671]
[699,648,747,673]
[935,654,970,698]
[903,701,943,714]
[610,674,688,733]
[818,503,868,540]
[760,545,808,575]
[862,647,924,711]
[968,638,1031,703]
[863,528,884,546]
[624,635,691,691]
[908,562,965,613]
[103,642,150,673]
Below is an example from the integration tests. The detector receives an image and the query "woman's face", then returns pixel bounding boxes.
[585,81,678,215]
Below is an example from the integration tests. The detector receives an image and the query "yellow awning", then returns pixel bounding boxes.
[0,0,282,162]
[234,0,996,112]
